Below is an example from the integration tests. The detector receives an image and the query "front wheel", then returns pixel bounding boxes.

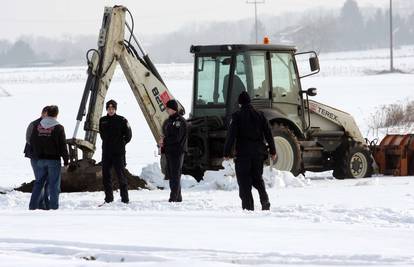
[333,144,373,179]
[271,124,302,176]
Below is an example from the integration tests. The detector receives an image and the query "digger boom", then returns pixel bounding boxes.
[70,6,182,161]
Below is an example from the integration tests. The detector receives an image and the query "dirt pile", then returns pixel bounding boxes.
[15,159,148,193]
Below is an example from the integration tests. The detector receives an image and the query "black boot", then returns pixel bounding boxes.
[261,202,271,211]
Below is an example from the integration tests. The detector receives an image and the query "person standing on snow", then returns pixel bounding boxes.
[30,105,69,210]
[99,99,132,204]
[159,99,187,202]
[223,91,277,211]
[26,106,50,210]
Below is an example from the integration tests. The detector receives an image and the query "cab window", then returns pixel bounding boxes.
[271,53,299,102]
[235,52,269,99]
[248,53,269,99]
[195,56,231,106]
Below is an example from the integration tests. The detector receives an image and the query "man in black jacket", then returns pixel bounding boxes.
[223,92,277,211]
[26,106,49,210]
[30,105,69,210]
[99,99,132,204]
[159,99,187,202]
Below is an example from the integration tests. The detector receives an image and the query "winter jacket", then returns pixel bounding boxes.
[99,114,132,156]
[30,117,69,165]
[162,113,188,155]
[223,104,276,158]
[24,117,42,158]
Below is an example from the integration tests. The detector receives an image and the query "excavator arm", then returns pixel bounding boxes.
[68,6,182,162]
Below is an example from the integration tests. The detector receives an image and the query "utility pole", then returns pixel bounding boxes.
[389,0,394,72]
[246,0,265,44]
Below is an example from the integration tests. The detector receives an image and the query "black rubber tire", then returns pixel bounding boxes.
[271,124,302,176]
[333,143,373,179]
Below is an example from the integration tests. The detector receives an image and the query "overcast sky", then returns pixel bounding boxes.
[2,0,389,40]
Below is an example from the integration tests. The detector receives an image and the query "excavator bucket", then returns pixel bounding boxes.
[373,134,414,176]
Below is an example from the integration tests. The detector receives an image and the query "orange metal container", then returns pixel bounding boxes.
[374,134,414,176]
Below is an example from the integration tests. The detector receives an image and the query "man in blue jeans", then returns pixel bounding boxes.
[26,106,49,210]
[30,105,69,210]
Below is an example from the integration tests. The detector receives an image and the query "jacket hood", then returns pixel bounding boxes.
[40,117,60,129]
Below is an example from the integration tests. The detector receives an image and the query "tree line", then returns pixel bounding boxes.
[281,0,414,52]
[0,0,413,66]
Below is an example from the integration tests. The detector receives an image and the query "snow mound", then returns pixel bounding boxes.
[139,160,311,191]
[195,164,238,191]
[263,166,311,188]
[0,86,11,97]
[139,163,166,189]
[139,163,197,190]
[0,186,13,194]
[197,161,311,190]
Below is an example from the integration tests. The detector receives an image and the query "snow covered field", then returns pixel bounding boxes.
[1,173,413,266]
[0,46,414,266]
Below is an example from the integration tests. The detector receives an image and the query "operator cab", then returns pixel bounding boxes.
[185,44,320,178]
[190,44,302,126]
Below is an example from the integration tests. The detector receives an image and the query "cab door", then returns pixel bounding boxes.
[192,55,232,118]
[270,52,303,131]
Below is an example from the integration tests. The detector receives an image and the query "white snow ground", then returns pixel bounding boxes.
[0,46,414,266]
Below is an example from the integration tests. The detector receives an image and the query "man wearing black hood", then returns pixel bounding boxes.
[223,91,277,211]
[99,99,132,204]
[159,99,187,202]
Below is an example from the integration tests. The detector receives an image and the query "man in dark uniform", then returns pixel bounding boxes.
[223,91,277,211]
[99,99,132,204]
[159,99,187,202]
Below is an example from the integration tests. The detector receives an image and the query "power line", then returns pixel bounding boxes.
[389,0,394,72]
[246,0,265,44]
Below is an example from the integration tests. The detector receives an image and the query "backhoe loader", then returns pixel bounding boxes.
[59,6,373,189]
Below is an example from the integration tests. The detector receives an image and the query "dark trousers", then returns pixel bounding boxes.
[235,156,269,211]
[165,153,184,202]
[102,154,129,203]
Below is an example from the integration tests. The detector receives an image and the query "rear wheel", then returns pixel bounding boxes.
[271,124,302,176]
[333,143,373,179]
